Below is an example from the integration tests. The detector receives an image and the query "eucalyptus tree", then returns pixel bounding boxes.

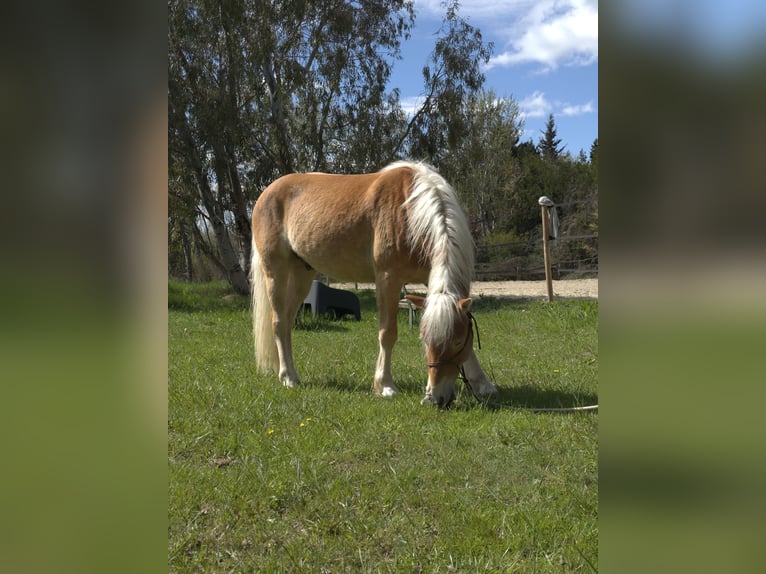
[168,0,498,290]
[168,0,416,291]
[400,0,493,165]
[446,90,523,239]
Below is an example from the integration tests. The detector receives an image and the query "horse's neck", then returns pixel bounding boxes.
[426,260,470,300]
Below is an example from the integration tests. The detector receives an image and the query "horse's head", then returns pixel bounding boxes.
[408,294,474,408]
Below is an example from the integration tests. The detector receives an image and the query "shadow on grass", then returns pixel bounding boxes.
[308,373,425,396]
[312,377,371,394]
[457,383,598,412]
[294,313,351,332]
[305,379,598,414]
[307,367,599,410]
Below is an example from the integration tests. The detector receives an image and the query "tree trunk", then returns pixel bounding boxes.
[178,114,250,294]
[179,220,193,281]
[197,176,249,295]
[190,222,227,278]
[211,139,251,276]
[262,59,293,174]
[227,153,252,276]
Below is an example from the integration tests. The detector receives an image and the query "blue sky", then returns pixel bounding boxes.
[388,0,599,157]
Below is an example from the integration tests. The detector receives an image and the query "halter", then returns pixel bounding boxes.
[426,312,481,369]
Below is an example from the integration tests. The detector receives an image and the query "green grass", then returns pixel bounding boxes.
[168,279,598,572]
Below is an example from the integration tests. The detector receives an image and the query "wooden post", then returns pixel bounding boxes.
[539,197,554,302]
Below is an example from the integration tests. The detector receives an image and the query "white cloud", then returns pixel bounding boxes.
[484,0,597,71]
[518,91,552,119]
[561,100,595,116]
[518,91,595,120]
[417,0,560,20]
[399,95,426,117]
[413,1,597,70]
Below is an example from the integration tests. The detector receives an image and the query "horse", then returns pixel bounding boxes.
[250,160,498,407]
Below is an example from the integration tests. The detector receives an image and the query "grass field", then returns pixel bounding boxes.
[168,280,598,572]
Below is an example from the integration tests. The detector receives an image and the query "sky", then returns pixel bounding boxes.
[388,0,599,157]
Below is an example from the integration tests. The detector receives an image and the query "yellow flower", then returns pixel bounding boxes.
[299,422,306,427]
[267,428,275,435]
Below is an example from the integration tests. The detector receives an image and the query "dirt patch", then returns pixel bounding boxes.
[332,278,598,300]
[469,278,598,300]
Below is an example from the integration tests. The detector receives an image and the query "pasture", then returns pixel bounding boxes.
[168,280,598,572]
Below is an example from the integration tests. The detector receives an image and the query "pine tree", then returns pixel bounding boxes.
[538,113,564,161]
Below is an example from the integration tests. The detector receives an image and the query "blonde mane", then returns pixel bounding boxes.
[384,161,474,349]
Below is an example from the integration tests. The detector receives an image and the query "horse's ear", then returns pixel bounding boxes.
[458,298,472,313]
[405,294,426,310]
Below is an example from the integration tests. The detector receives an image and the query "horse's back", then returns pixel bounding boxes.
[257,169,411,210]
[252,167,420,282]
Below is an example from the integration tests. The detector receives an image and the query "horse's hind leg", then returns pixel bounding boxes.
[265,261,315,388]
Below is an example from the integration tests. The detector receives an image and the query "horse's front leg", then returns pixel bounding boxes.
[461,349,498,397]
[373,277,401,397]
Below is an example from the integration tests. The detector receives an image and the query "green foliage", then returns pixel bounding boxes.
[169,282,598,572]
[407,0,494,163]
[443,90,522,239]
[478,134,599,278]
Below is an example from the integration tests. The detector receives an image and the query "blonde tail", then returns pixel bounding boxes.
[250,241,278,373]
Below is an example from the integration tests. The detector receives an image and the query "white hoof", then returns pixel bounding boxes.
[420,393,437,406]
[476,381,498,396]
[381,386,399,398]
[280,374,300,388]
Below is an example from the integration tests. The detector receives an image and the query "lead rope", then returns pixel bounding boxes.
[469,312,481,350]
[460,314,599,413]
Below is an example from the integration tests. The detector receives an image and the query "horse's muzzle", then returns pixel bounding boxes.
[420,388,456,408]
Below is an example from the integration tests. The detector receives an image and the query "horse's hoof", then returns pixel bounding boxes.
[380,386,399,398]
[476,381,498,396]
[420,392,454,408]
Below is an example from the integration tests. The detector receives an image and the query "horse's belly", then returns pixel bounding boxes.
[310,251,377,282]
[290,234,377,282]
[290,232,429,283]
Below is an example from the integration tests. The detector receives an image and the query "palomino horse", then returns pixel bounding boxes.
[250,161,497,407]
